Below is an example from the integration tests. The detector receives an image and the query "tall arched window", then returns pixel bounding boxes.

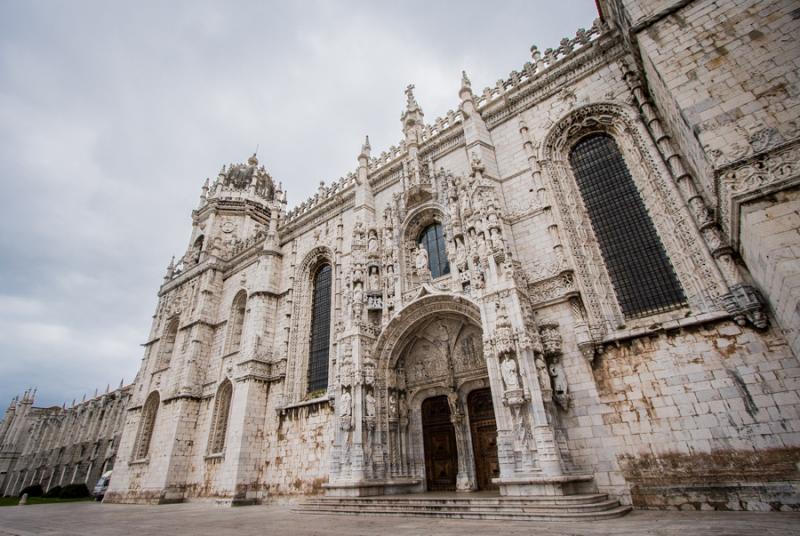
[208,380,233,454]
[226,291,247,354]
[307,264,332,393]
[133,392,159,460]
[419,223,450,279]
[569,134,685,317]
[158,318,179,369]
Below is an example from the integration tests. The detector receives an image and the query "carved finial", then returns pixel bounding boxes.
[248,152,258,166]
[405,84,416,108]
[461,70,471,90]
[119,378,124,389]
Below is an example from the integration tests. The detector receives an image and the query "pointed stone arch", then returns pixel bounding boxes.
[285,245,336,401]
[540,101,725,333]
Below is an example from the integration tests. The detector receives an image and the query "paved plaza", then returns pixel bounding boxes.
[0,502,799,536]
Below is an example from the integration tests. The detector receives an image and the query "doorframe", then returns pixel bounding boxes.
[409,377,495,492]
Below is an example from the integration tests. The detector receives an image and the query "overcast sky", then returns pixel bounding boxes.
[0,1,596,408]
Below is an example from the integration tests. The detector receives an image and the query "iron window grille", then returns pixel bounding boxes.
[307,264,332,393]
[419,223,450,279]
[569,134,686,317]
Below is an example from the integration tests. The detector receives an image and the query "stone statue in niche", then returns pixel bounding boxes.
[367,230,379,255]
[339,389,352,430]
[489,227,504,252]
[461,192,472,218]
[535,355,552,396]
[365,391,376,418]
[352,282,364,320]
[415,244,429,276]
[501,356,521,391]
[455,236,467,272]
[477,232,489,262]
[352,263,364,285]
[352,220,365,244]
[369,266,380,291]
[467,228,479,262]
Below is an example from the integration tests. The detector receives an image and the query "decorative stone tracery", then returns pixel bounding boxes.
[541,102,731,337]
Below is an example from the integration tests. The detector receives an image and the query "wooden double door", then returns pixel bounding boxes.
[421,389,499,492]
[467,388,500,491]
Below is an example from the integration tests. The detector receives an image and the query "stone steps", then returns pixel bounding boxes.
[294,494,632,521]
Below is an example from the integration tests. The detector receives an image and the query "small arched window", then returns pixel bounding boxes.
[192,235,204,263]
[307,264,332,393]
[208,380,233,454]
[158,318,179,369]
[569,134,685,317]
[226,291,247,354]
[419,223,450,279]
[133,392,159,460]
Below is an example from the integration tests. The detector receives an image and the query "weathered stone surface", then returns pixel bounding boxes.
[2,0,799,515]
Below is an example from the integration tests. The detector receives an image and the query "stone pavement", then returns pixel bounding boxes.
[1,502,799,536]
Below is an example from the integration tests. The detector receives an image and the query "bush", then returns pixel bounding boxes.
[44,486,62,498]
[18,484,43,498]
[59,483,89,499]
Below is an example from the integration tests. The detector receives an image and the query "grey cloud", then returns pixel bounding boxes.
[0,0,596,406]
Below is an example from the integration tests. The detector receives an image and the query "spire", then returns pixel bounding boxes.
[401,83,425,149]
[164,256,175,281]
[360,135,371,160]
[199,177,210,208]
[354,135,376,221]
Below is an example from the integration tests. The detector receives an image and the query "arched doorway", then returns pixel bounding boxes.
[468,388,499,490]
[421,396,457,491]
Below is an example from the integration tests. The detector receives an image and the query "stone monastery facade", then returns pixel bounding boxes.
[2,0,800,512]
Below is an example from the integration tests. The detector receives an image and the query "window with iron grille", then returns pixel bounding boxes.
[419,223,450,279]
[569,134,685,317]
[307,264,332,393]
